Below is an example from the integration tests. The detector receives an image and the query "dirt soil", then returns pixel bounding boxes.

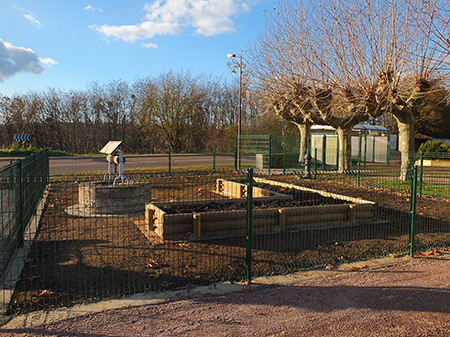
[7,175,450,315]
[163,185,349,214]
[2,255,450,336]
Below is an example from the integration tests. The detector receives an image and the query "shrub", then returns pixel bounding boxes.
[0,146,73,157]
[417,140,449,153]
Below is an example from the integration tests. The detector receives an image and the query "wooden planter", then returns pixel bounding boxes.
[415,159,450,167]
[215,178,289,199]
[136,178,377,241]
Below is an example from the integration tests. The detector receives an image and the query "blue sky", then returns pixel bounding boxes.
[0,0,270,96]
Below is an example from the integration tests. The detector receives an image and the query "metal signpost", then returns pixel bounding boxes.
[13,134,30,149]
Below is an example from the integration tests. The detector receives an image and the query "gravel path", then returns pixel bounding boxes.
[1,254,450,336]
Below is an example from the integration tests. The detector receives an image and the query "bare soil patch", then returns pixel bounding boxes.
[7,174,450,314]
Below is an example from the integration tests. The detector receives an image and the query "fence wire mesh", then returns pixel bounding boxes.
[1,152,450,315]
[0,151,49,278]
[6,172,248,314]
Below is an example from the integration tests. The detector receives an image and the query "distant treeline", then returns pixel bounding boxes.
[0,70,294,154]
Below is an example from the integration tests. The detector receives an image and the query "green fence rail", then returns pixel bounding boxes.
[2,153,450,315]
[0,150,49,279]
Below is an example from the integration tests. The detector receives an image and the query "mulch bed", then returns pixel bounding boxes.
[162,184,350,214]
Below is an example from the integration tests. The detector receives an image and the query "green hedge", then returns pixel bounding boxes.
[0,146,71,157]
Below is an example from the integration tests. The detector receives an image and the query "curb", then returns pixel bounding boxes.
[2,254,414,329]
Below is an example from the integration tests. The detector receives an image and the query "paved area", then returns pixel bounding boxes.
[2,254,450,336]
[0,154,239,174]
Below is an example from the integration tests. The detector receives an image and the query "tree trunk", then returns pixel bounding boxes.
[295,122,311,163]
[336,127,352,172]
[397,119,415,181]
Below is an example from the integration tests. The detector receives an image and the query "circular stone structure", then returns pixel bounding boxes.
[77,181,151,215]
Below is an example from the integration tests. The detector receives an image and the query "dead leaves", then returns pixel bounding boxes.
[147,259,161,269]
[325,264,367,271]
[347,264,367,272]
[413,247,450,257]
[414,249,442,257]
[38,289,54,297]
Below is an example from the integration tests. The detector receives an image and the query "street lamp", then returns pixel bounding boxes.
[227,53,243,170]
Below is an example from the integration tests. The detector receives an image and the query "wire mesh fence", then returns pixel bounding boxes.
[5,171,249,314]
[246,170,411,277]
[1,152,450,315]
[0,150,49,278]
[238,133,391,172]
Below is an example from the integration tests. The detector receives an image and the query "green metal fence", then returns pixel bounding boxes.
[238,134,391,173]
[2,153,450,315]
[238,135,303,172]
[0,150,49,278]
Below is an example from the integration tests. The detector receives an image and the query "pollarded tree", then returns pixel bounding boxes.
[248,1,380,171]
[247,7,326,165]
[314,0,450,178]
[249,0,449,178]
[414,86,450,138]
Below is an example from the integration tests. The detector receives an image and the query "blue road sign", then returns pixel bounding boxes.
[14,134,30,142]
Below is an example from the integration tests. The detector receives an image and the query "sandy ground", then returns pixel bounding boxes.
[1,254,450,337]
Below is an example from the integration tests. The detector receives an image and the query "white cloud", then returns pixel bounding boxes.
[39,57,58,67]
[0,39,55,82]
[190,0,240,35]
[92,21,184,42]
[12,6,42,28]
[92,0,250,43]
[141,42,159,49]
[85,5,103,13]
[24,13,41,28]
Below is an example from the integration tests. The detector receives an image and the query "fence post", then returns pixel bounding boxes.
[246,168,253,284]
[336,132,340,171]
[386,132,391,166]
[237,135,241,171]
[41,150,45,189]
[314,148,317,179]
[322,135,326,170]
[418,151,424,197]
[282,144,286,175]
[372,135,376,163]
[18,160,24,247]
[268,135,272,174]
[168,149,171,175]
[363,132,367,168]
[44,149,49,186]
[213,148,216,173]
[357,132,362,187]
[409,165,418,257]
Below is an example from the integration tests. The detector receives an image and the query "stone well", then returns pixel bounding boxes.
[77,181,151,215]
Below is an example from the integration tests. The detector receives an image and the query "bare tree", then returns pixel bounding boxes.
[134,70,209,153]
[248,1,376,171]
[249,0,449,178]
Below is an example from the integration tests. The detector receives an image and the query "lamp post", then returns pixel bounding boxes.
[227,53,242,170]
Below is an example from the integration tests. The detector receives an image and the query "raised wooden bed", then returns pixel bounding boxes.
[137,178,378,241]
[216,178,289,199]
[415,159,450,167]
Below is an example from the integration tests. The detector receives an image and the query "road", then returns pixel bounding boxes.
[0,154,242,174]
